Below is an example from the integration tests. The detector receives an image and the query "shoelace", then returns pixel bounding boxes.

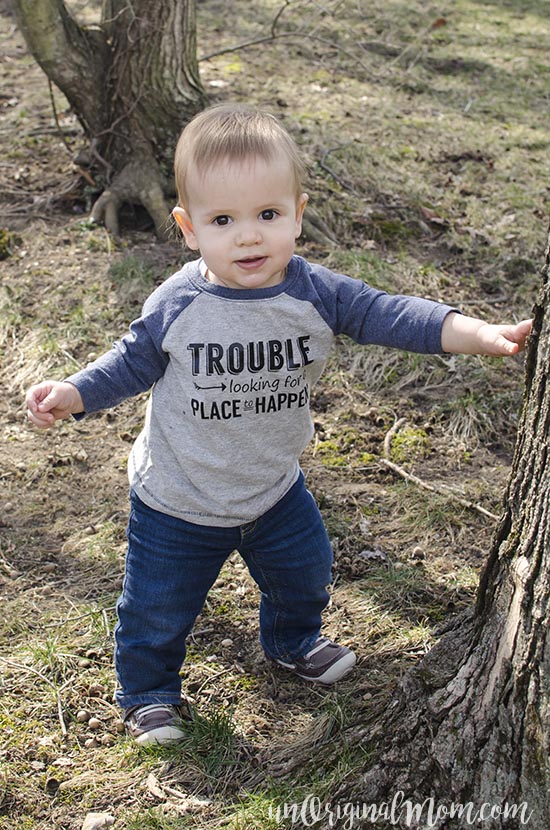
[131,703,177,724]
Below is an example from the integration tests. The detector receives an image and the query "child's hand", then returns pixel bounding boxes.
[26,381,84,429]
[476,319,533,356]
[442,313,533,356]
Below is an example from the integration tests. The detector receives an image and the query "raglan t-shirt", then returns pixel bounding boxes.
[67,255,456,527]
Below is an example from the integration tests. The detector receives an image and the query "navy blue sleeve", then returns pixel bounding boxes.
[66,268,198,414]
[291,259,457,353]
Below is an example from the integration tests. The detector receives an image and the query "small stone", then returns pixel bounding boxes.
[412,546,425,560]
[84,738,99,749]
[88,684,104,697]
[81,812,115,830]
[101,734,115,746]
[87,717,102,731]
[220,638,233,648]
[115,720,125,734]
[357,548,389,564]
[43,562,57,573]
[76,710,91,723]
[78,659,92,669]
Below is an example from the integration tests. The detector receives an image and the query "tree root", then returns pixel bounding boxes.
[302,209,337,246]
[91,153,172,240]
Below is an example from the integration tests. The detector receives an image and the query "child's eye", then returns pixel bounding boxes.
[213,215,231,226]
[260,209,277,221]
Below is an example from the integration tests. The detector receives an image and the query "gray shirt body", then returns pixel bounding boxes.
[68,256,454,526]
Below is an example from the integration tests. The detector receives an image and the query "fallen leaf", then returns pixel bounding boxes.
[81,813,115,830]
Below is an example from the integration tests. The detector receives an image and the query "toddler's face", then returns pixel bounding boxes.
[173,154,308,290]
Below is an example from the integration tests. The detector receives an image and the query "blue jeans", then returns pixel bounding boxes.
[114,473,333,709]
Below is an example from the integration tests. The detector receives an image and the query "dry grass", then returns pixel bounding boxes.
[1,0,548,827]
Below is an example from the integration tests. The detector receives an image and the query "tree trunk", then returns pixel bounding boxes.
[343,240,550,828]
[12,0,206,237]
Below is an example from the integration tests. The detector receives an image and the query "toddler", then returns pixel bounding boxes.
[26,104,532,745]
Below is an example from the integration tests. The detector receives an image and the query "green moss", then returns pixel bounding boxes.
[0,229,19,260]
[390,426,430,462]
[315,439,348,467]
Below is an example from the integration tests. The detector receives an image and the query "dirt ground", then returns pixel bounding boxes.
[0,1,547,828]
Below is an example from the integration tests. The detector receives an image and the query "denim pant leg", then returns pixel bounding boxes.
[114,492,238,709]
[239,473,333,663]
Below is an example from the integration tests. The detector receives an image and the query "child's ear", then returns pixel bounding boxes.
[294,193,309,238]
[172,206,199,250]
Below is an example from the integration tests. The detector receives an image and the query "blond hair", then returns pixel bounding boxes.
[174,104,305,204]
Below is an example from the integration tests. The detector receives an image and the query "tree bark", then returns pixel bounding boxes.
[13,0,206,237]
[13,0,109,133]
[343,239,550,828]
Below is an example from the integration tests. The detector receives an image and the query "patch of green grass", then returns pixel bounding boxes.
[108,254,157,317]
[230,791,286,830]
[63,520,126,567]
[147,707,239,781]
[121,813,192,830]
[0,819,37,830]
[444,566,479,593]
[108,254,154,286]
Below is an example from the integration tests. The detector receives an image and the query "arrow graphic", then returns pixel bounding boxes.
[193,382,227,391]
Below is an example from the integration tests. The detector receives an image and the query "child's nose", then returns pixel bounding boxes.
[236,223,262,245]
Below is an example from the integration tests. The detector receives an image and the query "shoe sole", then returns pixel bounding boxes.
[134,725,187,745]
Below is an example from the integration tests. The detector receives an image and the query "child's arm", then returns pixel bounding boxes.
[441,313,533,356]
[26,381,84,429]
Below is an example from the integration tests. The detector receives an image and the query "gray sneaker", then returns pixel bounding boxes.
[270,637,356,684]
[124,703,190,745]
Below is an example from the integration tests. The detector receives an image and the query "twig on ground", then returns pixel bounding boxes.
[383,416,407,459]
[0,656,69,736]
[380,418,499,521]
[387,17,447,71]
[319,144,363,196]
[42,606,117,629]
[379,457,499,521]
[199,0,374,76]
[200,30,373,75]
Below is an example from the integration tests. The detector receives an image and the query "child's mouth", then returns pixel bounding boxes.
[236,256,267,269]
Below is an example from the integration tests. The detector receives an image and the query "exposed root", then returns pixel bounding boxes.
[302,208,337,246]
[90,153,172,240]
